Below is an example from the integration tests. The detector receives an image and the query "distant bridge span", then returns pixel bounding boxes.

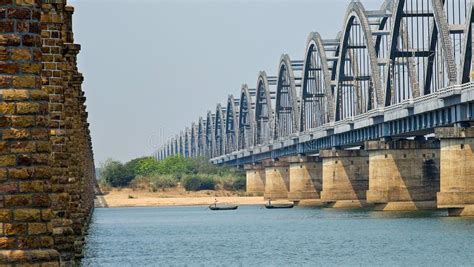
[157,0,474,216]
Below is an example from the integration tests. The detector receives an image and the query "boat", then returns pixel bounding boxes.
[208,204,239,211]
[264,203,294,209]
[264,199,294,209]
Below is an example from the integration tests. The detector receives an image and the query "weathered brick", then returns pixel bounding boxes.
[11,48,32,60]
[9,168,32,179]
[3,129,30,140]
[7,8,31,19]
[0,62,18,74]
[0,154,16,166]
[13,75,37,88]
[20,62,41,74]
[1,89,29,101]
[0,102,15,114]
[0,209,11,221]
[0,237,16,249]
[19,180,46,192]
[28,222,47,235]
[4,223,27,236]
[17,102,39,114]
[5,195,31,207]
[14,209,41,221]
[0,34,21,46]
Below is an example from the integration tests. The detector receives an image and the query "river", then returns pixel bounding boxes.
[82,206,474,266]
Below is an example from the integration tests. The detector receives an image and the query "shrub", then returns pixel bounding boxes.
[182,175,216,191]
[152,175,178,190]
[232,176,246,191]
[221,175,246,191]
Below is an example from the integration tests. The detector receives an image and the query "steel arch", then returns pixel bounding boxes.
[197,117,206,157]
[214,104,226,156]
[383,0,467,106]
[460,1,474,83]
[334,2,384,121]
[205,111,215,158]
[255,71,275,145]
[300,32,338,131]
[190,123,198,157]
[225,95,239,153]
[275,54,301,139]
[238,84,256,150]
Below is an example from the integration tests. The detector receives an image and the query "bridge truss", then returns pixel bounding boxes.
[156,0,474,166]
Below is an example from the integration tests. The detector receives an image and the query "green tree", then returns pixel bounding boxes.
[125,157,160,177]
[157,155,190,177]
[101,159,134,187]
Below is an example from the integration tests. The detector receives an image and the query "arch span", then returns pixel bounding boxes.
[205,111,215,158]
[335,2,383,121]
[225,95,239,153]
[238,84,255,150]
[275,54,300,139]
[255,71,275,145]
[300,32,337,131]
[214,104,226,156]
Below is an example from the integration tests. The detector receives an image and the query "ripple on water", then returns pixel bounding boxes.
[82,205,474,267]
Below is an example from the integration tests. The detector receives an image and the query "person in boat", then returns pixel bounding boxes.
[214,198,218,208]
[268,198,272,206]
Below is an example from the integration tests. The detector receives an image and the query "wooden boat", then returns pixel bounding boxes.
[264,203,294,209]
[208,205,238,211]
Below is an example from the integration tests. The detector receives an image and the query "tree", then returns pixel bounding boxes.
[125,157,160,177]
[157,155,190,177]
[101,159,134,187]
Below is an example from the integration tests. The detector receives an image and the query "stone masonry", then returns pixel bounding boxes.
[0,0,95,266]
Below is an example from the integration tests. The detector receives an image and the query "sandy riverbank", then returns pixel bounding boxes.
[98,188,267,208]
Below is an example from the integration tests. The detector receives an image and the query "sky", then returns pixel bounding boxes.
[68,0,383,165]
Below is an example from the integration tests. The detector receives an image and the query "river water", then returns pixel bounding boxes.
[82,206,474,266]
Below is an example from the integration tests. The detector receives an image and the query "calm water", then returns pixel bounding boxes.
[82,206,474,266]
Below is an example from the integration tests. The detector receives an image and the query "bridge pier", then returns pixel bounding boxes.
[320,150,370,208]
[245,164,265,195]
[436,127,474,216]
[288,156,322,201]
[263,159,290,200]
[365,139,440,211]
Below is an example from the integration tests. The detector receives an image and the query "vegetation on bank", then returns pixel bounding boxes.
[99,156,246,192]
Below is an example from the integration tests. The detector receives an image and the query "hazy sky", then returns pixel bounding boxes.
[68,0,382,165]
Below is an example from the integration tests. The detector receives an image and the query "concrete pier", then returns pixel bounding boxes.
[320,150,370,208]
[264,159,290,200]
[245,164,265,194]
[365,139,440,211]
[288,156,322,201]
[436,127,474,216]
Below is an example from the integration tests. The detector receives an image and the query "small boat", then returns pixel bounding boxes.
[264,199,294,209]
[209,205,239,211]
[264,203,294,209]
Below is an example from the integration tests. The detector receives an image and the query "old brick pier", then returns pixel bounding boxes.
[0,0,96,266]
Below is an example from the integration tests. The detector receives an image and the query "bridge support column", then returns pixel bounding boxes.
[320,150,369,208]
[288,156,322,201]
[366,139,440,211]
[436,127,474,216]
[245,164,265,194]
[263,159,289,200]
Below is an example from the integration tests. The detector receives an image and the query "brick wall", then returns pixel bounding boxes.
[0,0,96,265]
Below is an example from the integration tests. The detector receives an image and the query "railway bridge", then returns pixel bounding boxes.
[158,0,474,216]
